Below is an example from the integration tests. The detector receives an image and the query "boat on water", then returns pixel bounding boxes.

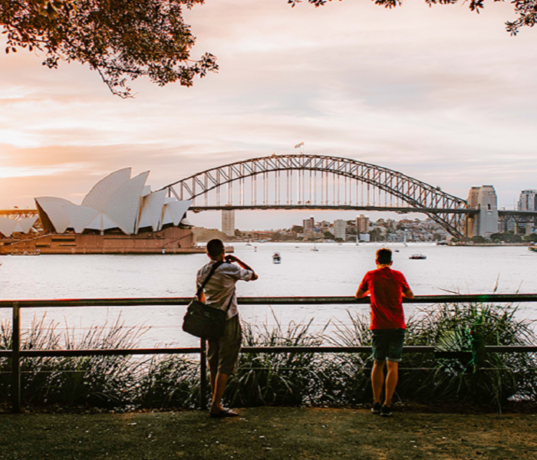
[529,245,537,253]
[409,254,427,260]
[310,243,319,252]
[272,252,282,264]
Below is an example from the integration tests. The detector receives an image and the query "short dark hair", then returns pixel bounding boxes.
[207,239,224,259]
[376,248,392,265]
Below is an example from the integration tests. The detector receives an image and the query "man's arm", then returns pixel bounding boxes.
[225,255,258,280]
[355,288,369,299]
[403,288,414,300]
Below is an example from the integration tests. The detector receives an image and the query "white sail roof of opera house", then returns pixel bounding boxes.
[35,169,192,235]
[0,215,38,237]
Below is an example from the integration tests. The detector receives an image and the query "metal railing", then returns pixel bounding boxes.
[1,293,537,413]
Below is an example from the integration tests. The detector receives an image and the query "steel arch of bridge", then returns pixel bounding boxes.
[161,154,470,237]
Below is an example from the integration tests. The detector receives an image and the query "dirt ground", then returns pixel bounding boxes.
[1,407,536,460]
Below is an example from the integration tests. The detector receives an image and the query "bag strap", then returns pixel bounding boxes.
[224,288,235,313]
[196,261,223,299]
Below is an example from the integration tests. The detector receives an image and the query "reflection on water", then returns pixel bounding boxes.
[1,243,536,347]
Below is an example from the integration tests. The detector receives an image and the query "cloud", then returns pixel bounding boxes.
[1,1,536,228]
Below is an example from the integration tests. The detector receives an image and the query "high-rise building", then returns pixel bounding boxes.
[356,214,370,233]
[303,216,315,233]
[518,190,537,211]
[334,219,347,241]
[222,209,235,237]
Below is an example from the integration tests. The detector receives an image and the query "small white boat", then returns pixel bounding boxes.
[272,252,281,264]
[310,244,319,252]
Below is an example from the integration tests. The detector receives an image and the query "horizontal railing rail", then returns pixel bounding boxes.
[1,293,537,413]
[1,293,537,308]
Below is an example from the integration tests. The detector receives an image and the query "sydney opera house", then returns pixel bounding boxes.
[0,168,204,254]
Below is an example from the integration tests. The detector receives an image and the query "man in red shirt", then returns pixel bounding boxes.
[355,248,414,417]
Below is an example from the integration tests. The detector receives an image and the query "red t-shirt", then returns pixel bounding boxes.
[358,267,410,330]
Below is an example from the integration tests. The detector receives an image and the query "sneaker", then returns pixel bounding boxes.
[371,402,382,415]
[380,404,393,417]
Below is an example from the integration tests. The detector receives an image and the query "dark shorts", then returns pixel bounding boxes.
[208,314,242,376]
[372,328,406,363]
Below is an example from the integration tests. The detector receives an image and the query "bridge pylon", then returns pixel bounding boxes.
[465,186,499,238]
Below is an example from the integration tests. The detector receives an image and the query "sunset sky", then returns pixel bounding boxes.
[1,0,536,230]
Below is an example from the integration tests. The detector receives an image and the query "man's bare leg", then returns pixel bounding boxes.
[384,360,399,407]
[371,361,385,404]
[210,370,216,395]
[210,372,229,414]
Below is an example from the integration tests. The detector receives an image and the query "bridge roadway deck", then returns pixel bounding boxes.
[190,205,477,213]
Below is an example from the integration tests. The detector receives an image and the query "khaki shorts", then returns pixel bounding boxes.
[208,314,242,376]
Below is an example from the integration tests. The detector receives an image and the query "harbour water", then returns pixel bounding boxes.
[1,243,536,348]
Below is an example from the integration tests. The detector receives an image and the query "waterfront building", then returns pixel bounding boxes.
[334,219,347,241]
[222,208,235,237]
[518,190,537,212]
[303,216,315,234]
[356,214,370,234]
[1,168,201,254]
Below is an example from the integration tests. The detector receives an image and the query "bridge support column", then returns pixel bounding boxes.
[467,186,499,238]
[514,222,519,235]
[526,223,533,236]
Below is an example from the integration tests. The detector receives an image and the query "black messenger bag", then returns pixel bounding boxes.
[182,261,233,341]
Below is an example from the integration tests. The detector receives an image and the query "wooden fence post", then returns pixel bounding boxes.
[12,301,21,414]
[200,338,207,410]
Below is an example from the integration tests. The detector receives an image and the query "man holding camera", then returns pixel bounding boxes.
[196,239,258,418]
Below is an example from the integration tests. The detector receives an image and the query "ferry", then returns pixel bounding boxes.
[409,254,427,260]
[529,245,537,253]
[272,252,282,264]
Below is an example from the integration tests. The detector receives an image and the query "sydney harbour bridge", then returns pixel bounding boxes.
[159,154,537,238]
[2,154,536,238]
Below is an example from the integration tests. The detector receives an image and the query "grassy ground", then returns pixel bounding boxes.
[1,407,537,460]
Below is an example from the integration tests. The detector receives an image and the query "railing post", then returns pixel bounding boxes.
[12,301,21,414]
[200,338,207,410]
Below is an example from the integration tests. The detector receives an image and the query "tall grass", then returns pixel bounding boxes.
[0,303,536,411]
[225,316,327,407]
[0,315,147,407]
[326,302,537,410]
[404,302,537,410]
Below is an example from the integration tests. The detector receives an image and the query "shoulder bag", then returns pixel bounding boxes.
[182,261,234,341]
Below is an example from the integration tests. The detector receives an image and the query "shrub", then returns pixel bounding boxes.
[1,303,535,411]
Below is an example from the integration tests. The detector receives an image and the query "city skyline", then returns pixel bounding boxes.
[1,1,537,230]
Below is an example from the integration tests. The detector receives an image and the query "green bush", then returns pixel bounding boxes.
[225,318,327,407]
[1,303,536,411]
